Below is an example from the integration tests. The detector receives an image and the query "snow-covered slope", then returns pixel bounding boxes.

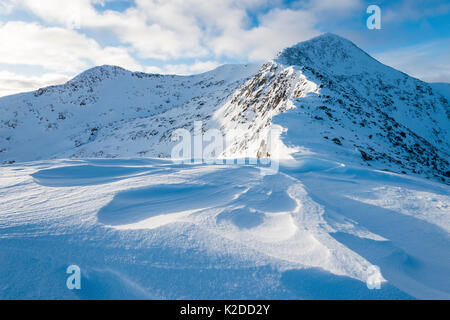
[0,64,259,161]
[1,34,448,184]
[0,34,449,300]
[431,82,450,103]
[0,158,448,299]
[217,33,449,183]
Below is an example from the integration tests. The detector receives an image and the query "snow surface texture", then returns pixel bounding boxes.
[0,33,449,299]
[1,159,449,299]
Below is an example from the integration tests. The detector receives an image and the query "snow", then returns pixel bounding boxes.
[0,64,260,162]
[1,157,448,299]
[0,33,449,300]
[349,186,450,233]
[1,34,448,182]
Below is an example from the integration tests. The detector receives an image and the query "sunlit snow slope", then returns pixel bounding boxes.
[0,33,449,300]
[217,33,449,183]
[0,64,259,161]
[0,159,449,299]
[0,33,448,182]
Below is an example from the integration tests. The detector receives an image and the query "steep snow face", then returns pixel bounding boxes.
[217,33,449,183]
[214,62,317,159]
[1,159,449,299]
[0,64,260,162]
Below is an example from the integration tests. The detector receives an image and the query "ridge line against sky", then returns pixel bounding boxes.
[0,0,449,97]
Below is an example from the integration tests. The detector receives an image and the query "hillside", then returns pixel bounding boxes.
[216,33,449,183]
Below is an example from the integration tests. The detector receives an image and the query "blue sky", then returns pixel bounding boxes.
[0,0,449,96]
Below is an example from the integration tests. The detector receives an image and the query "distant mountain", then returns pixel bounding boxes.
[0,64,259,161]
[0,33,448,182]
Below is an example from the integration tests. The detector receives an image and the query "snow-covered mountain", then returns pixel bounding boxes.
[0,64,259,161]
[0,33,448,183]
[217,33,449,183]
[1,34,449,300]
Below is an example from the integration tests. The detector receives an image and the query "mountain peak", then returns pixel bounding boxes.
[70,65,129,85]
[305,32,350,42]
[275,33,382,75]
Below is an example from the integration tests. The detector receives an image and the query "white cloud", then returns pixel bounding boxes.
[11,0,211,60]
[0,70,69,97]
[7,0,324,61]
[146,60,221,75]
[0,21,142,73]
[374,40,450,83]
[0,0,15,15]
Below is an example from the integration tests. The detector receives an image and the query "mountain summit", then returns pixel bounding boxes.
[276,33,385,76]
[0,34,449,182]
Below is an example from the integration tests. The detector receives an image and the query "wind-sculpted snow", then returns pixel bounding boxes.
[349,186,450,233]
[98,182,247,226]
[31,164,158,187]
[1,158,448,299]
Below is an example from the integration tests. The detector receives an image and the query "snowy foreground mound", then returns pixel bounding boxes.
[0,157,449,299]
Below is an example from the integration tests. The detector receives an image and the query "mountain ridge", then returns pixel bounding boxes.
[0,33,449,182]
[216,33,449,182]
